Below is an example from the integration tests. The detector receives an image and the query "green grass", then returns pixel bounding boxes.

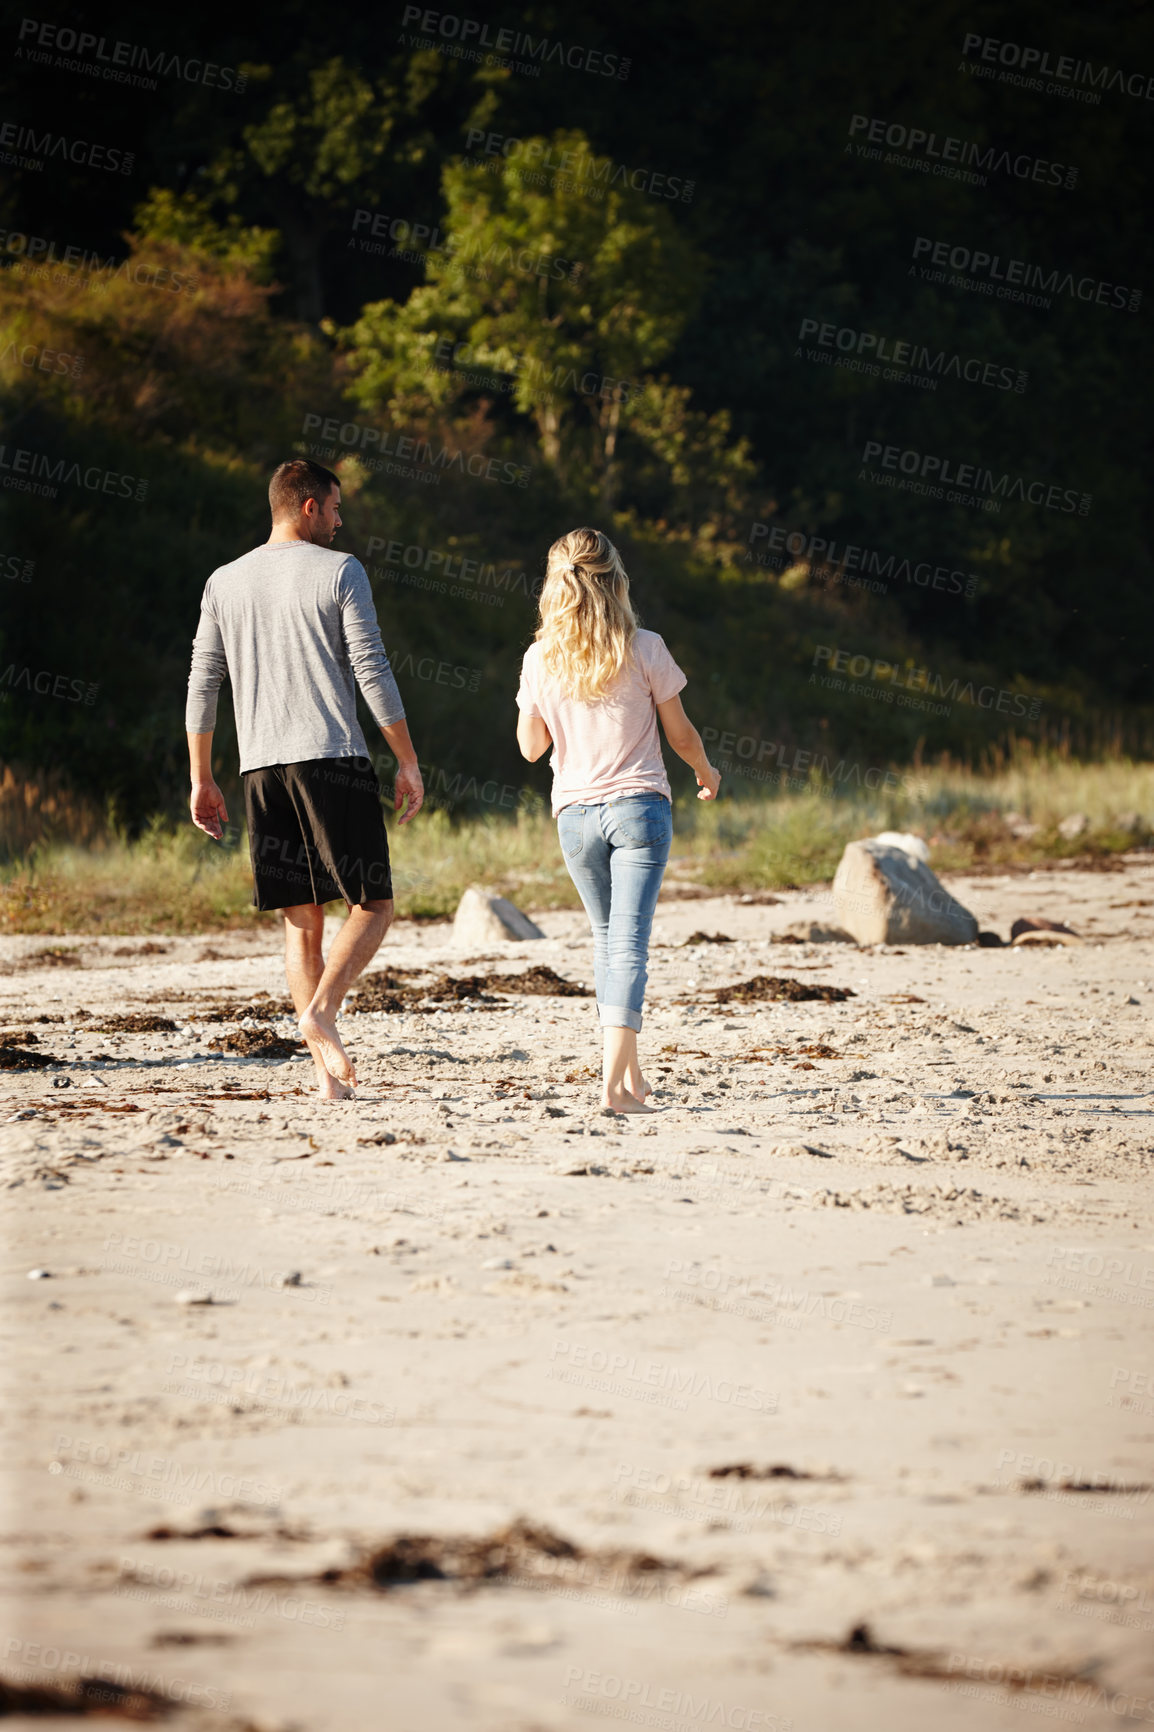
[2,758,1151,934]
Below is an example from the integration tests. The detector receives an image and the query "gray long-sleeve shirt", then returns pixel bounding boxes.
[185,541,405,773]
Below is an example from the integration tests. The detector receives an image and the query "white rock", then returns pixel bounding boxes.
[27,1268,51,1280]
[452,884,545,945]
[1058,812,1089,839]
[833,839,978,946]
[175,1289,214,1305]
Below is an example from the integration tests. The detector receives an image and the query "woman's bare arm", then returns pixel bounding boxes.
[657,695,721,800]
[517,712,553,762]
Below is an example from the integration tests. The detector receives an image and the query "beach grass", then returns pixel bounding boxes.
[1,757,1151,935]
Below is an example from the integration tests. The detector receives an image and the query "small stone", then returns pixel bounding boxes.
[52,1076,72,1089]
[442,1148,469,1161]
[929,1275,956,1287]
[1057,812,1089,840]
[175,1290,214,1305]
[1010,918,1082,947]
[481,1257,515,1270]
[277,1271,303,1287]
[27,1268,52,1280]
[777,920,857,943]
[452,885,545,945]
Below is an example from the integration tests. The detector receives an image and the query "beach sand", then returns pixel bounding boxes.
[2,859,1153,1731]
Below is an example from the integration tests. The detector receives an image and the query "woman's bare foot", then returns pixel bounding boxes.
[312,1060,354,1101]
[601,1087,657,1114]
[299,1007,356,1085]
[624,1067,652,1102]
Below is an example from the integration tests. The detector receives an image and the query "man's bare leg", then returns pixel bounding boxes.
[299,899,393,1085]
[282,905,353,1102]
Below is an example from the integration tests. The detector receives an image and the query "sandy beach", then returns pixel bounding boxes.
[3,858,1153,1731]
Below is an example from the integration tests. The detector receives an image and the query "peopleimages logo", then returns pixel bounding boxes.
[349,208,581,284]
[747,521,979,598]
[0,338,84,378]
[0,120,134,175]
[911,236,1141,314]
[432,336,634,405]
[812,644,1041,720]
[860,439,1091,516]
[15,18,248,92]
[961,32,1154,103]
[0,228,194,293]
[399,8,630,80]
[848,113,1077,189]
[797,316,1026,392]
[0,444,148,502]
[463,129,694,203]
[301,413,530,489]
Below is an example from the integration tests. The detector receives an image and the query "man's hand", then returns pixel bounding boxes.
[696,763,722,801]
[190,779,229,840]
[394,761,424,825]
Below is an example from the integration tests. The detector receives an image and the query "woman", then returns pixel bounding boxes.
[516,527,720,1113]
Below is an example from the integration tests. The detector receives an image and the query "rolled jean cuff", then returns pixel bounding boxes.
[597,1004,643,1032]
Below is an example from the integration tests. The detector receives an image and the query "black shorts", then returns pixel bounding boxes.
[242,757,393,911]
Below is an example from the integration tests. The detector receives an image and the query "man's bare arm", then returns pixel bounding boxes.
[187,731,229,839]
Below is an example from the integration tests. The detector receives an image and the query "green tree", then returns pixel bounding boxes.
[341,131,706,507]
[206,52,446,323]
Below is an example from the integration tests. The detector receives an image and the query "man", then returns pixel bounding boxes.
[185,459,422,1101]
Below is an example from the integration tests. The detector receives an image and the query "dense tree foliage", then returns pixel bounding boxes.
[1,0,1151,827]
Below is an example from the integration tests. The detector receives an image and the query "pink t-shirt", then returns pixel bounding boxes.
[517,629,687,816]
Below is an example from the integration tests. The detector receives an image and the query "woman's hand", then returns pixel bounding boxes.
[696,763,721,801]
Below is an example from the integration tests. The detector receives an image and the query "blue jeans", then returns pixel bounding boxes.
[557,793,673,1032]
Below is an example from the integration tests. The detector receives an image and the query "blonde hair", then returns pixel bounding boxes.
[535,527,638,702]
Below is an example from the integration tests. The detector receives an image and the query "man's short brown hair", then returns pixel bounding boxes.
[268,458,339,519]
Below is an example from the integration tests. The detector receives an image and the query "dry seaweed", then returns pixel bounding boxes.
[0,1045,61,1070]
[90,1014,178,1034]
[0,1673,174,1718]
[205,1031,304,1060]
[700,975,856,1005]
[482,965,592,997]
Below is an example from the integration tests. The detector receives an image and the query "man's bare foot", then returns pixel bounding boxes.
[601,1087,657,1114]
[299,1007,356,1085]
[315,1064,355,1102]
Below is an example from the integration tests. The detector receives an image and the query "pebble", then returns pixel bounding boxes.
[277,1271,303,1287]
[174,1289,214,1305]
[27,1268,52,1280]
[52,1076,72,1090]
[481,1257,515,1270]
